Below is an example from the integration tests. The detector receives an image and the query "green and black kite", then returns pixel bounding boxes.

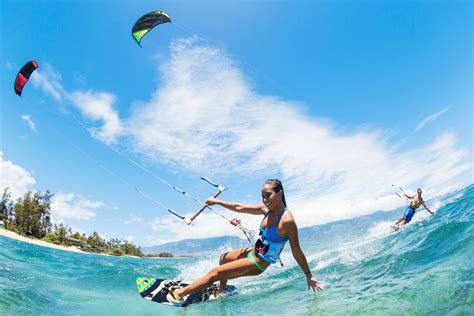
[132,10,171,47]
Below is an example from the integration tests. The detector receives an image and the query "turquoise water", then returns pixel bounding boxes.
[1,185,473,315]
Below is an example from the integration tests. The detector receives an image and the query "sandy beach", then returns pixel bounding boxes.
[0,227,177,259]
[0,227,107,255]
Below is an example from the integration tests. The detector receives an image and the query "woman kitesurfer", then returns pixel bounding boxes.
[167,179,322,305]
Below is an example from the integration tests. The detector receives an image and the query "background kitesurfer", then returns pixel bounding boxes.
[392,188,434,230]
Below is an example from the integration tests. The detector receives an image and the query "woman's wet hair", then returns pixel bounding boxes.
[264,179,287,206]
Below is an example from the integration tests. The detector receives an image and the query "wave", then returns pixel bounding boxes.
[0,184,472,315]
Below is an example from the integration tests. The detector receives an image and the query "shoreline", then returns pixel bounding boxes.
[0,227,135,258]
[0,227,184,259]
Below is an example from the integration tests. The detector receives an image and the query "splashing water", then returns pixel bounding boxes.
[1,185,472,315]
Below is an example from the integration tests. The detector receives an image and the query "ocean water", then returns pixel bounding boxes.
[0,185,472,315]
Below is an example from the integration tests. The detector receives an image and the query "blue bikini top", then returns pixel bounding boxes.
[254,207,289,264]
[259,208,288,243]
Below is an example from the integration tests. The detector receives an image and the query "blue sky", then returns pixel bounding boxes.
[1,0,472,246]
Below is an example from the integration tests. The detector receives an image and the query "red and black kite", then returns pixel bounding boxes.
[14,60,39,96]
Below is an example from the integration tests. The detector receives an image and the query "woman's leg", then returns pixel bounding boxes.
[218,247,251,292]
[173,253,264,300]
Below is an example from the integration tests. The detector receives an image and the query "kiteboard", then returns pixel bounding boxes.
[136,277,237,307]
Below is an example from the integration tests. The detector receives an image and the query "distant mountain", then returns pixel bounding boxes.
[141,236,247,256]
[298,208,400,242]
[141,202,425,256]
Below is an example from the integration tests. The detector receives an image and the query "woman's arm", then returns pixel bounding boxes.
[287,220,323,292]
[205,197,266,215]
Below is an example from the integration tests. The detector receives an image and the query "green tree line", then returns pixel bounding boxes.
[1,188,144,257]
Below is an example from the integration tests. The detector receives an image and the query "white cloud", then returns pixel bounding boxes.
[50,192,105,222]
[30,63,64,102]
[150,213,261,245]
[20,115,38,133]
[68,90,123,144]
[0,152,36,198]
[124,214,144,225]
[28,63,123,145]
[127,38,470,242]
[144,235,176,247]
[32,39,471,244]
[415,107,450,132]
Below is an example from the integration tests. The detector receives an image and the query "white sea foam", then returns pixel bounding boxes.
[173,190,464,294]
[177,254,220,283]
